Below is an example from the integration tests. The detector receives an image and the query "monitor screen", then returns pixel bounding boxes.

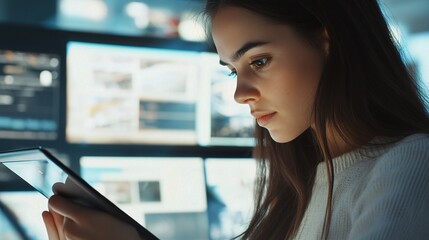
[205,158,257,240]
[66,41,254,146]
[66,41,203,145]
[80,156,209,240]
[0,49,60,140]
[0,191,48,240]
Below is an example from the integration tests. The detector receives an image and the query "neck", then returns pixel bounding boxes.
[310,124,372,159]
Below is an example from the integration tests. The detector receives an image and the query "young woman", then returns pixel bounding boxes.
[204,0,429,239]
[43,0,429,239]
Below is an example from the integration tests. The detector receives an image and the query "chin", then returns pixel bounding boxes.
[270,132,301,143]
[268,130,301,143]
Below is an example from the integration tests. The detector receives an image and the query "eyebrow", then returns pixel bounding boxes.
[219,41,269,66]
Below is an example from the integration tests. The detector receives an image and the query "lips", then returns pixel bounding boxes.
[252,112,276,127]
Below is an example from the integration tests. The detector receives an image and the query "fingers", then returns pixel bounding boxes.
[46,195,141,240]
[50,210,66,240]
[42,211,60,240]
[45,210,81,240]
[48,195,83,222]
[47,195,96,240]
[52,182,66,195]
[63,217,83,240]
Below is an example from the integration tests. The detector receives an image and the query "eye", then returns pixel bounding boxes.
[250,57,270,70]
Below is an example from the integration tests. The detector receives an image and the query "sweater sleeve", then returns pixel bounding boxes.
[348,137,429,240]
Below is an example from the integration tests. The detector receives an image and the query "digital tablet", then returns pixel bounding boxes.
[0,147,159,240]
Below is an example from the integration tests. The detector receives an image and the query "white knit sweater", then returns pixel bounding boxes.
[294,133,429,240]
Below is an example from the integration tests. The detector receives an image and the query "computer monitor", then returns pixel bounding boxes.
[66,41,203,145]
[0,49,60,140]
[66,40,254,147]
[205,158,257,240]
[0,191,48,240]
[80,156,209,240]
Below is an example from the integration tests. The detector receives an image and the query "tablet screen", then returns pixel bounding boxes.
[0,149,98,205]
[0,147,159,240]
[0,149,65,198]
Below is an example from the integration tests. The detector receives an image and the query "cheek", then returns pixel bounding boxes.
[287,46,322,81]
[267,49,322,127]
[281,49,322,101]
[271,54,321,99]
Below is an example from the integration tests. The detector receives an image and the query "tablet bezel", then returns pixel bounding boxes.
[0,146,159,240]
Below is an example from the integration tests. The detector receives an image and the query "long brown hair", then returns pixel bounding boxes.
[203,0,429,239]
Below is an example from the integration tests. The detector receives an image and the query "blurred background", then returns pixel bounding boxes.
[0,0,427,240]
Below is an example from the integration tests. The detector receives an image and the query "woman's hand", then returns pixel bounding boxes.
[42,195,141,240]
[42,206,63,240]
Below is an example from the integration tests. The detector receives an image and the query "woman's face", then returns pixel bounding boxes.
[211,6,326,143]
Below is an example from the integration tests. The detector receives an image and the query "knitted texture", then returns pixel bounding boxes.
[294,134,429,240]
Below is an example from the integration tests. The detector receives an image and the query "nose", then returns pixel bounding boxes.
[233,76,260,104]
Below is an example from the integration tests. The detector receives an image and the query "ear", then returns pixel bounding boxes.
[322,28,330,57]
